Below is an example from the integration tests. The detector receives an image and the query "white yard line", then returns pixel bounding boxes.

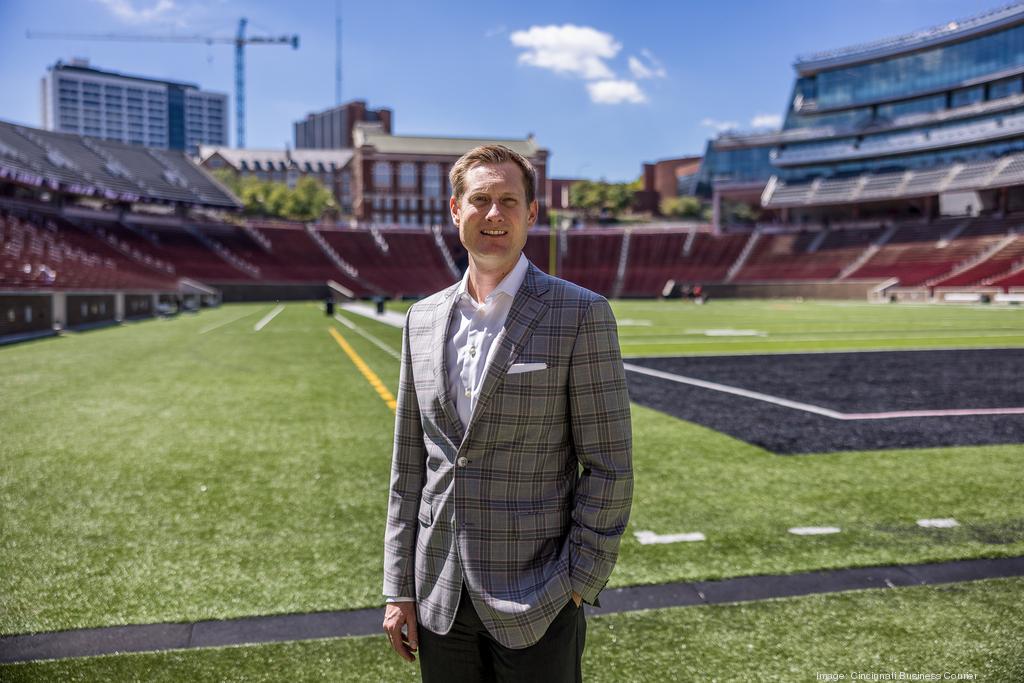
[623,363,846,419]
[339,303,406,328]
[789,527,842,536]
[254,304,285,332]
[623,362,1024,420]
[198,308,260,335]
[334,313,401,360]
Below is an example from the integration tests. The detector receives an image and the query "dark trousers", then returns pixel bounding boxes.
[419,584,586,683]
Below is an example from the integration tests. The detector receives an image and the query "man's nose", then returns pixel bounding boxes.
[486,203,503,221]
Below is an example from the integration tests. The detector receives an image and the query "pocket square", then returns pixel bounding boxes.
[507,362,547,375]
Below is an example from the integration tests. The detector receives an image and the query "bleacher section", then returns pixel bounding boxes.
[619,230,748,296]
[734,227,886,281]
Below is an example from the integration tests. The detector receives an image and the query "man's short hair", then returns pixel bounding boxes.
[449,144,537,205]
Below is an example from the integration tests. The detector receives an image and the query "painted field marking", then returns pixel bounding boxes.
[685,329,766,337]
[328,327,397,412]
[618,319,653,326]
[254,304,285,332]
[334,313,400,360]
[338,303,406,328]
[789,526,842,536]
[634,530,705,545]
[198,308,259,335]
[918,518,960,528]
[622,363,1024,421]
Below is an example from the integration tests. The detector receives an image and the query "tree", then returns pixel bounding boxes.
[660,196,704,218]
[569,179,637,220]
[210,169,335,220]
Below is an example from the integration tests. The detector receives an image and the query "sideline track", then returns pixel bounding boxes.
[1,556,1021,664]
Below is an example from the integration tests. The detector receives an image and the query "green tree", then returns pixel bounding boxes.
[210,169,335,220]
[569,179,636,220]
[660,196,704,219]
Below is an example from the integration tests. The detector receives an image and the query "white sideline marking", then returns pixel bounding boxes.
[198,309,259,335]
[789,526,841,536]
[254,304,285,332]
[334,313,401,360]
[686,328,766,337]
[339,303,406,328]
[618,319,653,326]
[917,518,960,528]
[622,363,1024,420]
[634,530,705,545]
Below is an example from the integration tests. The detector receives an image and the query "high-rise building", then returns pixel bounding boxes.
[293,100,392,149]
[41,59,228,154]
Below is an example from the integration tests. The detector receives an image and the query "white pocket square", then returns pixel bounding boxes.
[507,362,547,375]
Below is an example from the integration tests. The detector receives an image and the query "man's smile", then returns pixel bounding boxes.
[481,229,507,236]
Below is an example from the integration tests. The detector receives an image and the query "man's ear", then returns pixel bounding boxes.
[450,195,460,227]
[528,199,538,227]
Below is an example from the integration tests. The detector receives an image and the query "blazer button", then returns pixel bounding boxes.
[457,456,469,467]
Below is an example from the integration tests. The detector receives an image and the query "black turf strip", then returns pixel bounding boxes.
[626,348,1024,454]
[2,556,1022,664]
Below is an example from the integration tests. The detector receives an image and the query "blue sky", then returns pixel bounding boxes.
[0,0,1002,181]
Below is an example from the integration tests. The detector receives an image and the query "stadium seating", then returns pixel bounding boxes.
[734,226,886,281]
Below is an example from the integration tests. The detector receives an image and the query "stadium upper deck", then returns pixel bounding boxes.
[698,3,1024,223]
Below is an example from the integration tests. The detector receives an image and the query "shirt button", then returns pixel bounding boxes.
[469,345,476,357]
[457,456,469,467]
[464,388,471,398]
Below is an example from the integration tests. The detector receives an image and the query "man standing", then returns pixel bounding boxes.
[382,145,633,682]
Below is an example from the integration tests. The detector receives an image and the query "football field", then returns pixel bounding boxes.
[1,299,1022,681]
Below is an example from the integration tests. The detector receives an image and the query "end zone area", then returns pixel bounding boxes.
[625,348,1024,454]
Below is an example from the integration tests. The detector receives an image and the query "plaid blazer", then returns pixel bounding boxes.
[382,261,633,650]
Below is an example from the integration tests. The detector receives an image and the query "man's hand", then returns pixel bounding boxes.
[572,591,583,608]
[383,601,419,662]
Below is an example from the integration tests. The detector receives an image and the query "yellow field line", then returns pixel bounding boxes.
[329,327,397,412]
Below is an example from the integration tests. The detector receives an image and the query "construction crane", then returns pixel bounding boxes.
[27,18,299,148]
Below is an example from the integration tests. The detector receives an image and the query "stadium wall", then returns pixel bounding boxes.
[213,283,331,302]
[703,280,885,300]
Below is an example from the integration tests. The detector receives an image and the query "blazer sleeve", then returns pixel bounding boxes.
[567,297,634,605]
[382,315,427,600]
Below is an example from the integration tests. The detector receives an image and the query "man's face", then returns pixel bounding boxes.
[451,161,537,274]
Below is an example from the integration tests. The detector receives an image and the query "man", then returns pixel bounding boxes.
[382,144,633,682]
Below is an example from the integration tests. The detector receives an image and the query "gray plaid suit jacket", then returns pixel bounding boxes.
[383,260,633,650]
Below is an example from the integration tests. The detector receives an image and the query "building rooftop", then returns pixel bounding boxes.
[50,59,203,91]
[199,147,354,171]
[795,2,1024,75]
[353,123,542,158]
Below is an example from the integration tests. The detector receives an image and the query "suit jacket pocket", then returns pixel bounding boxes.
[418,498,434,527]
[516,508,570,541]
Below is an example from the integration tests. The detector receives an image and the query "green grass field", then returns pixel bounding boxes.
[2,299,1022,678]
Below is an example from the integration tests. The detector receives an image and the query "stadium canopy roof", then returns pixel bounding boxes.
[762,152,1024,209]
[0,119,240,209]
[352,122,543,159]
[198,147,354,173]
[795,3,1024,75]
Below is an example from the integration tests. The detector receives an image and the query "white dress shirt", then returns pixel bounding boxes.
[446,253,529,429]
[385,253,528,604]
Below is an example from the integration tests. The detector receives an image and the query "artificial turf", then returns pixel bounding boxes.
[4,578,1021,682]
[2,300,1022,641]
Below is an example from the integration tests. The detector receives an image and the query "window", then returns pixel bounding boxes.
[373,161,392,189]
[423,163,442,196]
[399,162,416,189]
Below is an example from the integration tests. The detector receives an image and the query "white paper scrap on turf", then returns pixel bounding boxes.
[634,530,706,545]
[917,518,959,528]
[788,526,841,535]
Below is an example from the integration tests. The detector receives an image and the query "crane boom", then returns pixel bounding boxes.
[26,19,299,149]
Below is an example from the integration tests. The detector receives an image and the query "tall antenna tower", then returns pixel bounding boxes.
[335,0,343,105]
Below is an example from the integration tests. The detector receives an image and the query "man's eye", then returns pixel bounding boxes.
[502,198,517,206]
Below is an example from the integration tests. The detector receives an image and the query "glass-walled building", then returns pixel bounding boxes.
[696,3,1024,227]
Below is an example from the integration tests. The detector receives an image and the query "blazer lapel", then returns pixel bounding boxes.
[461,263,550,443]
[430,284,464,443]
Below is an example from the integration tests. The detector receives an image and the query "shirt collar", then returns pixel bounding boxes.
[457,253,529,305]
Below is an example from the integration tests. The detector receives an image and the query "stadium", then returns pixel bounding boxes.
[1,2,1023,681]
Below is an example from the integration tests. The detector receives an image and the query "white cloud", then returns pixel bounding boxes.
[750,113,783,129]
[701,117,739,132]
[587,80,647,104]
[94,0,179,24]
[510,24,620,80]
[628,50,667,80]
